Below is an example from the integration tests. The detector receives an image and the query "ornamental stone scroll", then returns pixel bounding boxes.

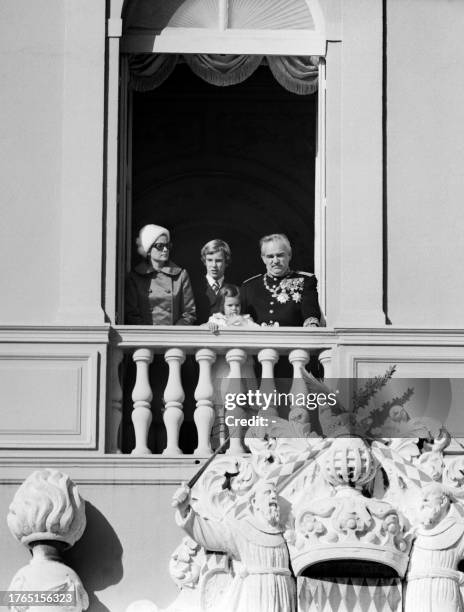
[7,469,89,612]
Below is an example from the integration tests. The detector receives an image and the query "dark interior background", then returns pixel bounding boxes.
[131,62,317,288]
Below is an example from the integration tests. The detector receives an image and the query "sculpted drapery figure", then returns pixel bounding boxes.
[172,480,296,612]
[405,483,464,612]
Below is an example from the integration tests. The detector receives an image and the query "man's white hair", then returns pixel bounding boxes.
[259,233,292,256]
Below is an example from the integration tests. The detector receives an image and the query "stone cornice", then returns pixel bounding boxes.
[0,456,204,485]
[0,324,463,348]
[113,325,464,351]
[333,327,464,346]
[112,325,337,349]
[0,325,111,343]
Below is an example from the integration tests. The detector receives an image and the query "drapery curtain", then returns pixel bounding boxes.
[129,54,319,95]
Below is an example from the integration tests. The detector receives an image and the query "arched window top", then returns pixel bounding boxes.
[122,0,326,56]
[230,0,316,30]
[123,0,323,31]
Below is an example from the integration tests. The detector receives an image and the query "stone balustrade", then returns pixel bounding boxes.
[109,326,337,455]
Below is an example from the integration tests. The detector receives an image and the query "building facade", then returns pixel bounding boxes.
[1,0,464,610]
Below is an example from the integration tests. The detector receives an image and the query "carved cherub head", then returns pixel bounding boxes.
[251,480,280,527]
[419,483,451,529]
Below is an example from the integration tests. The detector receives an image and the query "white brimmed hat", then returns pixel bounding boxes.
[137,224,170,257]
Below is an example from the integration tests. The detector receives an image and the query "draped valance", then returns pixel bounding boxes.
[128,54,319,95]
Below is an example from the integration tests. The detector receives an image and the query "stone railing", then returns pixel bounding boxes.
[109,326,338,456]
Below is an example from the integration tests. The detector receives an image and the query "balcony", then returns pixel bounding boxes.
[1,325,463,457]
[109,325,338,456]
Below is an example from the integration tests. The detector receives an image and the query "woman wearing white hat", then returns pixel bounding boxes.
[125,224,196,325]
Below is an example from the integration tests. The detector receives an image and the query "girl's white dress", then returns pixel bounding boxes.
[206,313,260,447]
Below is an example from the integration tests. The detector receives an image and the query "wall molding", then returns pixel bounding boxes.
[0,456,203,485]
[0,325,110,344]
[1,324,463,348]
[0,345,103,450]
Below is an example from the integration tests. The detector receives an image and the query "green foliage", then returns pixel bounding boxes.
[352,365,397,410]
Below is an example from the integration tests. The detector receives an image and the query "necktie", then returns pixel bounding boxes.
[212,282,220,294]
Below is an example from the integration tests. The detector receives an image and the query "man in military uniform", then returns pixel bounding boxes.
[241,233,321,327]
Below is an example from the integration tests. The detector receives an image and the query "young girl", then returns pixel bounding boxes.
[206,284,259,333]
[203,284,259,447]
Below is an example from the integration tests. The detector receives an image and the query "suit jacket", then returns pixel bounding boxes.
[194,277,227,324]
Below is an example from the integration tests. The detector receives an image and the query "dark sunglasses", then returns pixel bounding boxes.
[152,242,172,252]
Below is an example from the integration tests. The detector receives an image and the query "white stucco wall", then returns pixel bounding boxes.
[324,0,385,327]
[0,476,190,612]
[0,0,64,323]
[0,0,106,325]
[387,0,464,326]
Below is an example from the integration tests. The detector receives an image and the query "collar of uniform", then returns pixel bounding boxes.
[206,274,224,288]
[135,261,182,276]
[265,269,292,283]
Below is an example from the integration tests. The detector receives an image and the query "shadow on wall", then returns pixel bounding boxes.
[64,502,124,612]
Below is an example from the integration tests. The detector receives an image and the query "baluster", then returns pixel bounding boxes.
[257,348,279,418]
[225,348,247,456]
[318,348,333,379]
[194,348,216,456]
[131,348,154,455]
[163,348,186,456]
[108,347,124,453]
[288,349,310,422]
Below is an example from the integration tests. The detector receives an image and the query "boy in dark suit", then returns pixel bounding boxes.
[195,239,232,324]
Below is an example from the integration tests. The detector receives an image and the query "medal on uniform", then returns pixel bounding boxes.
[262,275,304,303]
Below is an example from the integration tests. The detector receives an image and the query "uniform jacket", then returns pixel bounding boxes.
[240,270,321,326]
[125,261,196,325]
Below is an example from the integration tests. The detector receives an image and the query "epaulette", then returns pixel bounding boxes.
[296,271,315,277]
[242,273,261,284]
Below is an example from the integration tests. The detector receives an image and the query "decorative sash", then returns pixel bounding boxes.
[407,568,464,585]
[238,567,291,579]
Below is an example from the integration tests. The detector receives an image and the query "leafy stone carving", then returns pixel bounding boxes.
[139,370,464,612]
[8,469,86,547]
[7,469,89,611]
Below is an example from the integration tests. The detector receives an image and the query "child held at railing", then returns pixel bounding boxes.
[205,283,260,333]
[203,284,259,447]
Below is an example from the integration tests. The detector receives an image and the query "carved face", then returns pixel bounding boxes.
[419,486,450,528]
[252,483,280,526]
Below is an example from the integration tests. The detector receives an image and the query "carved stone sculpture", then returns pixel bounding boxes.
[404,483,464,612]
[289,437,411,577]
[172,478,296,612]
[142,372,464,612]
[7,469,89,612]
